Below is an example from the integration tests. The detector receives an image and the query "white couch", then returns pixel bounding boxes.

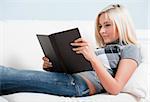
[0,21,149,102]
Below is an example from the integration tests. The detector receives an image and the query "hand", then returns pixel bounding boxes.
[42,57,53,71]
[71,38,96,62]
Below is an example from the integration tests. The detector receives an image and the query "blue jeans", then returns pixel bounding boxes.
[0,66,89,97]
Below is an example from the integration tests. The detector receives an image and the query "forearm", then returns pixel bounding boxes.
[90,58,122,95]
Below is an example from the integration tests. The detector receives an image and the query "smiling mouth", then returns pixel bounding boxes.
[102,35,108,38]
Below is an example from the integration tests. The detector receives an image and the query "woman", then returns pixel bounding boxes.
[0,4,142,96]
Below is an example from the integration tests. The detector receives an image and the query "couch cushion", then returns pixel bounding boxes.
[0,97,8,102]
[3,93,138,102]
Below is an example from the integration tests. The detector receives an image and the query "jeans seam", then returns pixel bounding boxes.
[66,74,75,85]
[76,83,81,96]
[71,75,82,96]
[66,74,80,96]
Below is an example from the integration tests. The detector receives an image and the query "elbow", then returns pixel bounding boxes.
[107,80,124,95]
[109,90,120,95]
[107,86,122,95]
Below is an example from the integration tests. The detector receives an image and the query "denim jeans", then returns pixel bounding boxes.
[0,66,89,97]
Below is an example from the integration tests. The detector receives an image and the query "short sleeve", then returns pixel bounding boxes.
[121,44,142,66]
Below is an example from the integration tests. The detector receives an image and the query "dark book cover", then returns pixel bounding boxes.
[37,28,93,74]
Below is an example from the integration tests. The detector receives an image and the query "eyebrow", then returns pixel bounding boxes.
[99,21,111,26]
[104,21,111,24]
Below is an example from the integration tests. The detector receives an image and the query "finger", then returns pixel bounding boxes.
[43,63,53,68]
[45,63,53,67]
[43,64,49,68]
[76,50,82,54]
[43,57,49,61]
[70,42,88,47]
[42,57,49,61]
[44,61,52,65]
[72,46,86,51]
[74,38,87,43]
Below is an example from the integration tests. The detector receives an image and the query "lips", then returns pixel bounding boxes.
[102,34,109,38]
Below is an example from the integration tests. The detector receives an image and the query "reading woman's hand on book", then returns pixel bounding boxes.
[42,57,53,71]
[71,38,97,62]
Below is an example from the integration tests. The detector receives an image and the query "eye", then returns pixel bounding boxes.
[98,25,102,29]
[105,24,111,27]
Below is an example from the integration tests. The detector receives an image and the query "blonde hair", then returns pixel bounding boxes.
[95,4,138,47]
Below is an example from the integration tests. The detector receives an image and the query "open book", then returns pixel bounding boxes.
[37,28,93,74]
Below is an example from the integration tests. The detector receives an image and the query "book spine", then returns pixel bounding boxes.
[49,35,68,73]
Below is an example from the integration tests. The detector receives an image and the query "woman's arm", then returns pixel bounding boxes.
[90,57,137,95]
[71,38,138,95]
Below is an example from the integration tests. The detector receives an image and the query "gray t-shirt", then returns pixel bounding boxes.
[74,43,142,94]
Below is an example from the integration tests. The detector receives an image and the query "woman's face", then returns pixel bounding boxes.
[98,13,119,44]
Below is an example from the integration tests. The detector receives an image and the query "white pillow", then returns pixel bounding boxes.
[121,62,148,98]
[0,97,8,102]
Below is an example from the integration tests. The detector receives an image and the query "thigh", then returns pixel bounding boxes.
[0,66,76,96]
[1,66,71,84]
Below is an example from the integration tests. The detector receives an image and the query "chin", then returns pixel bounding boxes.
[104,40,111,44]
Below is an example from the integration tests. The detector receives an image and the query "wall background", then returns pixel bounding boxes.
[0,0,149,29]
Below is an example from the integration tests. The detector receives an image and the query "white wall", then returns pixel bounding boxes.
[0,21,4,66]
[0,0,149,29]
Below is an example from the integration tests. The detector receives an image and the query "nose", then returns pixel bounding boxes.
[100,27,106,34]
